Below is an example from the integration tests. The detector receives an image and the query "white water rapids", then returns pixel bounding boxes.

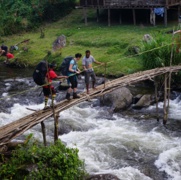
[0,93,181,180]
[0,64,181,180]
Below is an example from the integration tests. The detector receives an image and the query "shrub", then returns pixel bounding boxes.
[0,0,76,35]
[141,34,181,70]
[0,135,87,180]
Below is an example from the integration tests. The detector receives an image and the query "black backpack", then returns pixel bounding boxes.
[59,56,75,75]
[33,60,48,86]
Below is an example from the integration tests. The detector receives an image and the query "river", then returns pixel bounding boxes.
[0,63,181,180]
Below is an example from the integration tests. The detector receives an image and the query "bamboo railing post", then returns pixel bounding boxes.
[41,121,47,146]
[163,73,168,125]
[54,113,59,142]
[102,63,107,105]
[154,78,159,122]
[168,29,174,108]
[104,63,107,89]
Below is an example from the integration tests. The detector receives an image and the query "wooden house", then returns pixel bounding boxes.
[79,0,181,26]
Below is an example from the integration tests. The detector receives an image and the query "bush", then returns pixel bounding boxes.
[141,34,181,70]
[0,135,87,180]
[0,0,76,35]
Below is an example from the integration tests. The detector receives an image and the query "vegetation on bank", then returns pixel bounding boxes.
[0,135,87,180]
[1,8,180,76]
[0,0,76,35]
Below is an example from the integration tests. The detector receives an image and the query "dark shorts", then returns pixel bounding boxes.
[68,75,78,89]
[43,86,56,96]
[85,70,96,85]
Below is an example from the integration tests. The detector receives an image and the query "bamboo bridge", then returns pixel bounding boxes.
[1,65,181,148]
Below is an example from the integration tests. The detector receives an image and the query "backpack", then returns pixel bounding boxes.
[59,56,75,75]
[33,60,48,86]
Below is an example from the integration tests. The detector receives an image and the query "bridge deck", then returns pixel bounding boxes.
[1,66,181,147]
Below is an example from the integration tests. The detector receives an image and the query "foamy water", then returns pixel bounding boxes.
[0,80,181,179]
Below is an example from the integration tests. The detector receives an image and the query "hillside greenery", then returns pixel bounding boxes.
[0,6,180,76]
[0,0,76,35]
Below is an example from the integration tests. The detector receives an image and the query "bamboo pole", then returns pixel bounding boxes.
[54,113,59,142]
[104,63,107,89]
[41,121,47,146]
[154,78,159,122]
[163,73,168,125]
[168,28,174,108]
[102,63,107,105]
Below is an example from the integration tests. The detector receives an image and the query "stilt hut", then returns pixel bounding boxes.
[79,0,181,26]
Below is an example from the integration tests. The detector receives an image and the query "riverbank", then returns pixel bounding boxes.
[0,9,175,76]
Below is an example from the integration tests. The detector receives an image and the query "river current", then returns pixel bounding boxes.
[0,64,181,180]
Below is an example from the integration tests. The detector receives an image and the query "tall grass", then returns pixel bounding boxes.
[141,34,181,70]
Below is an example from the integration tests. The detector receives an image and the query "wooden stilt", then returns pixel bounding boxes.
[168,28,174,108]
[108,8,111,27]
[119,11,122,25]
[132,9,136,25]
[163,73,168,125]
[54,113,59,142]
[41,121,47,146]
[178,5,181,22]
[83,7,88,26]
[96,8,99,23]
[102,63,107,105]
[164,7,167,27]
[104,63,107,89]
[154,78,159,122]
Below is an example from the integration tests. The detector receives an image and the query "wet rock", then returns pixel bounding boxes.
[100,87,133,112]
[143,34,153,43]
[133,94,155,109]
[132,94,143,104]
[86,174,120,180]
[52,35,66,51]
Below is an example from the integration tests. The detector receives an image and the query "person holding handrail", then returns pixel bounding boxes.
[82,50,103,94]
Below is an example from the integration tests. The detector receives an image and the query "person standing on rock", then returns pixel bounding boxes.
[82,50,103,94]
[66,53,82,100]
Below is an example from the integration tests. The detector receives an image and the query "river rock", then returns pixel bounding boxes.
[52,34,66,51]
[132,94,143,104]
[86,174,120,180]
[143,34,153,43]
[133,94,155,109]
[100,87,133,112]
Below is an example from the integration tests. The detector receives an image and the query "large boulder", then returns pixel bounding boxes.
[100,87,133,112]
[133,94,155,109]
[52,35,66,51]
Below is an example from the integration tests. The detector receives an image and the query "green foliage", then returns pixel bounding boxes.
[141,34,181,70]
[0,135,87,180]
[0,0,76,35]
